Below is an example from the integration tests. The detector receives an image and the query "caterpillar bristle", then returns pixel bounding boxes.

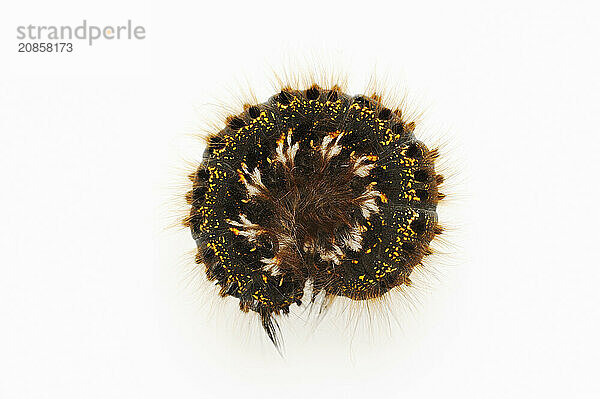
[434,224,445,235]
[427,148,440,160]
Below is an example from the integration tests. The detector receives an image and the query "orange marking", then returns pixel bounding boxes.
[236,169,246,184]
[276,131,286,146]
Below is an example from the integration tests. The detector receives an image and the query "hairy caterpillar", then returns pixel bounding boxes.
[181,75,448,351]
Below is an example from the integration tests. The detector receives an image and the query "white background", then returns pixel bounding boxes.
[1,0,599,398]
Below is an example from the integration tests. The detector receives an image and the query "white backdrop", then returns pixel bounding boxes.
[1,1,599,398]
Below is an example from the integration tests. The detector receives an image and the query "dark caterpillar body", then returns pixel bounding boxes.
[184,85,444,348]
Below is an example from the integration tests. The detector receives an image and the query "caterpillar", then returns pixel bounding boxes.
[182,77,447,351]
